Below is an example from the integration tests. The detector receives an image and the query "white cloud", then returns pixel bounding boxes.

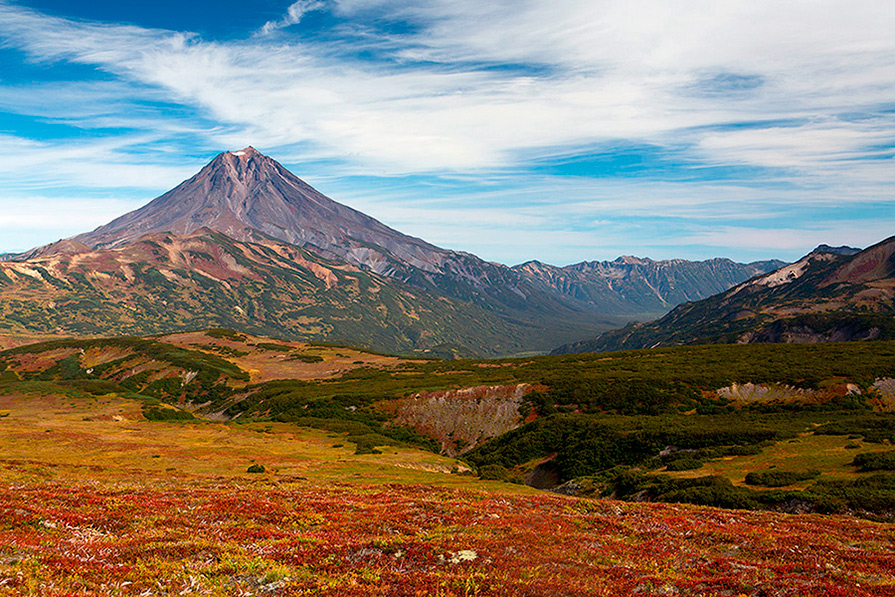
[2,1,893,175]
[0,134,198,191]
[259,0,327,35]
[0,1,893,260]
[677,225,895,255]
[697,118,895,175]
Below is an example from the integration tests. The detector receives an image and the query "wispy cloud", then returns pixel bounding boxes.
[258,0,326,35]
[0,134,199,192]
[0,0,892,261]
[3,1,892,173]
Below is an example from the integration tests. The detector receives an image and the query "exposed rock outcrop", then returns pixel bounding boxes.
[390,384,532,456]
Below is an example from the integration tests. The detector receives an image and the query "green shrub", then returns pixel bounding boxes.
[478,464,510,481]
[852,451,895,472]
[288,354,324,363]
[354,438,383,455]
[806,474,895,514]
[665,458,703,471]
[661,480,760,510]
[206,329,246,341]
[256,342,293,352]
[744,470,820,487]
[247,464,266,473]
[60,379,127,396]
[815,416,895,443]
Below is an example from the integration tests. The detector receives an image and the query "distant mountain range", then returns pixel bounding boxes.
[514,256,784,319]
[0,148,784,356]
[555,238,895,354]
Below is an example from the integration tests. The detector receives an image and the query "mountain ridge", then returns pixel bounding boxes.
[514,255,785,319]
[554,236,895,353]
[0,227,593,356]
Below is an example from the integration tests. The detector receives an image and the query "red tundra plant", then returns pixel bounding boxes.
[0,481,893,596]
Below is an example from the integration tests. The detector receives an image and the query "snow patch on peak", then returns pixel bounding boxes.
[231,147,259,157]
[745,252,835,290]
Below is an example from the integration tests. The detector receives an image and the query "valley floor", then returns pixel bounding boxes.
[0,393,893,596]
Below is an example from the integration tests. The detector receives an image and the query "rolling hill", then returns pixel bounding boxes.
[3,331,895,519]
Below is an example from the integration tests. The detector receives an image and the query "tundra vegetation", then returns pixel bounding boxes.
[0,332,894,594]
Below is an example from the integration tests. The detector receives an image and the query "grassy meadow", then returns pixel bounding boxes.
[1,333,895,594]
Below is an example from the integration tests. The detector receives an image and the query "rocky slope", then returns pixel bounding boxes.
[389,384,533,456]
[555,237,895,353]
[25,148,598,328]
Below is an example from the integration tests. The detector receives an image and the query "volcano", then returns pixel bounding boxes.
[67,147,447,278]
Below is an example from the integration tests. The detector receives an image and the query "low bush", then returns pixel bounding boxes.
[665,458,703,471]
[256,342,293,352]
[852,451,895,472]
[206,328,246,341]
[744,470,820,487]
[288,354,324,363]
[60,379,128,396]
[478,464,510,481]
[354,437,383,455]
[806,474,895,515]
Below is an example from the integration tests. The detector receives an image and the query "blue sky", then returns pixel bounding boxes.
[0,0,893,266]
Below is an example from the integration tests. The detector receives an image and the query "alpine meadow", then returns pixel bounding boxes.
[1,1,895,596]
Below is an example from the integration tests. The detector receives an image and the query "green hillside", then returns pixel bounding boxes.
[0,230,615,357]
[3,335,895,517]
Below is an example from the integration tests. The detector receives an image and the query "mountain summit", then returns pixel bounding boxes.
[3,148,624,353]
[64,148,585,322]
[71,147,444,276]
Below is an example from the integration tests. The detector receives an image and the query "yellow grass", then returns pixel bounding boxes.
[0,389,533,494]
[665,433,893,488]
[159,331,420,384]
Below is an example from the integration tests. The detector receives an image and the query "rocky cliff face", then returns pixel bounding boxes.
[389,384,532,456]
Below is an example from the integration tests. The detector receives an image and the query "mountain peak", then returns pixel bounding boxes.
[66,147,449,274]
[614,255,652,265]
[230,146,260,157]
[813,244,862,256]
